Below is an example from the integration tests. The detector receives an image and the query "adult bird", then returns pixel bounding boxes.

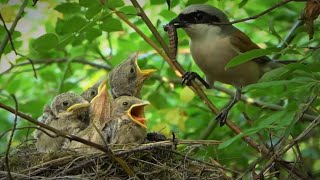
[34,92,90,152]
[109,52,156,99]
[168,4,288,125]
[103,96,149,146]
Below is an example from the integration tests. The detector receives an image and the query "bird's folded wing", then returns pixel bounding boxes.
[230,29,270,65]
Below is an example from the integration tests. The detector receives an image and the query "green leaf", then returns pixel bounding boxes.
[225,48,281,69]
[239,0,248,8]
[244,80,298,92]
[32,33,59,52]
[259,67,291,82]
[79,0,94,7]
[118,5,137,15]
[255,111,287,128]
[107,0,124,9]
[186,0,208,6]
[268,20,282,43]
[85,28,102,41]
[64,16,88,34]
[160,10,177,20]
[100,17,123,32]
[218,128,260,149]
[55,3,81,14]
[85,4,102,20]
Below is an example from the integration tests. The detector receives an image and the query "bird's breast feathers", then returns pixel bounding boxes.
[189,32,260,86]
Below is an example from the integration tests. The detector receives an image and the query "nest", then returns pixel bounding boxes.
[0,141,232,179]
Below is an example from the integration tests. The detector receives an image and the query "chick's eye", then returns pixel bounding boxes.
[90,90,96,97]
[122,102,128,106]
[195,13,203,21]
[62,101,69,107]
[130,68,134,73]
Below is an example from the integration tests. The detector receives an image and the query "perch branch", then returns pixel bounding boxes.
[0,103,137,178]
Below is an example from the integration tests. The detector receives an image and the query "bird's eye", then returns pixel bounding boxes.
[130,67,135,73]
[195,13,203,21]
[62,101,69,107]
[122,102,128,106]
[90,90,96,97]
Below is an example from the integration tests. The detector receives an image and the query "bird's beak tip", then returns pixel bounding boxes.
[139,68,157,76]
[167,17,185,28]
[67,102,90,112]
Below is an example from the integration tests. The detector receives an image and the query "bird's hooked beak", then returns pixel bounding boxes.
[127,100,150,128]
[67,102,90,112]
[133,52,157,77]
[168,16,187,28]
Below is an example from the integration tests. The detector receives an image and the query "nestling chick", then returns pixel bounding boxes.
[103,96,149,145]
[81,80,102,102]
[34,92,90,153]
[109,52,156,99]
[68,80,112,151]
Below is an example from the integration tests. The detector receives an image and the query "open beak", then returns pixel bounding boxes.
[91,80,107,103]
[133,52,156,77]
[67,102,90,112]
[168,17,187,28]
[127,100,150,128]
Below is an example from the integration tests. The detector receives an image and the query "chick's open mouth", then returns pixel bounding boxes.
[128,103,149,128]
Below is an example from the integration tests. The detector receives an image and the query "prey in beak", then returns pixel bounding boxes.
[127,101,150,129]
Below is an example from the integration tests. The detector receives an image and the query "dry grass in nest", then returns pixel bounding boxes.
[0,141,233,179]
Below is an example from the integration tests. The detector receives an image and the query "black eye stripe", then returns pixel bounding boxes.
[179,11,220,23]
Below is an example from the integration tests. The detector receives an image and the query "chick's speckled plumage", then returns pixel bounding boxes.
[34,92,90,153]
[109,52,156,99]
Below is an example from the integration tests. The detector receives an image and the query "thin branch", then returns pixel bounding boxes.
[273,20,304,59]
[218,0,296,25]
[4,95,18,180]
[213,84,317,122]
[0,7,38,79]
[0,0,28,57]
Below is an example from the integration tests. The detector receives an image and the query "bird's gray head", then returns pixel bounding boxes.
[169,4,233,39]
[51,92,89,116]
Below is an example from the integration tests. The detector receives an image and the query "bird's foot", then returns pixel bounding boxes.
[181,71,210,89]
[216,109,229,126]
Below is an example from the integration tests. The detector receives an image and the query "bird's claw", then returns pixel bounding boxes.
[216,109,229,126]
[181,72,210,88]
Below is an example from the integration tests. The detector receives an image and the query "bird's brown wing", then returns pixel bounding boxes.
[230,29,270,65]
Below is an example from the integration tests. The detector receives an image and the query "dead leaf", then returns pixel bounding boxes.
[303,0,320,39]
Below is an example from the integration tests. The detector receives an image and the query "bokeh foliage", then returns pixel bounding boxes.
[1,0,320,177]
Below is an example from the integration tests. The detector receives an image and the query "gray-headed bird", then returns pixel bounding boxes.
[109,52,156,99]
[168,4,293,125]
[103,96,149,145]
[34,92,90,152]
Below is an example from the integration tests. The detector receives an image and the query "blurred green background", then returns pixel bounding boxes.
[1,0,319,177]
